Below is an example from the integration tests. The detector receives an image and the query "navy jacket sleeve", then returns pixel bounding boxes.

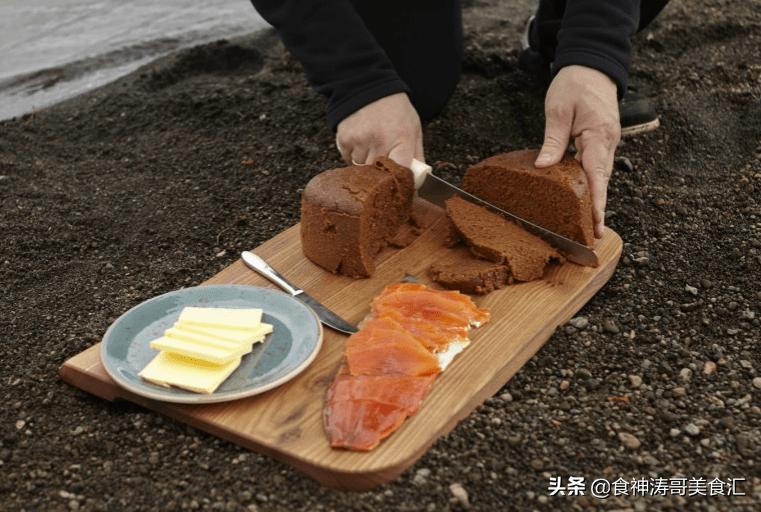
[553,0,641,97]
[249,0,409,130]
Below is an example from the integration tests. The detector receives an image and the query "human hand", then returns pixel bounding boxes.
[336,92,424,169]
[535,65,621,238]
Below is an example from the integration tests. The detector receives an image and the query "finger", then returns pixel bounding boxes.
[350,146,369,167]
[364,147,383,165]
[336,137,352,165]
[388,143,415,169]
[414,131,425,162]
[536,104,573,167]
[579,136,615,238]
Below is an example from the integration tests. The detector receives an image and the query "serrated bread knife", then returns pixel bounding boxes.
[240,251,358,335]
[409,159,599,267]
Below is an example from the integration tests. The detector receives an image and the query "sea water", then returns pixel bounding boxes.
[0,0,267,120]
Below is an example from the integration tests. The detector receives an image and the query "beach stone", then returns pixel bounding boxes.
[679,368,693,382]
[602,319,620,334]
[618,432,641,450]
[669,428,681,437]
[559,380,570,390]
[449,483,470,509]
[684,423,701,436]
[629,375,643,388]
[499,392,513,402]
[704,361,717,375]
[569,316,589,329]
[752,377,761,389]
[413,468,430,485]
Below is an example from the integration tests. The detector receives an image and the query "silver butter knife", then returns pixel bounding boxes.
[240,251,358,335]
[410,159,599,267]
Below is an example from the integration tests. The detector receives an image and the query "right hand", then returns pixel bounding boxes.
[336,92,424,169]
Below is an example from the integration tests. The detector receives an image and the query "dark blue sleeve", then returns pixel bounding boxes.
[249,0,409,130]
[552,0,640,97]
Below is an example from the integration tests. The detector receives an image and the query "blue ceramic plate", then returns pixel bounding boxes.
[100,285,323,404]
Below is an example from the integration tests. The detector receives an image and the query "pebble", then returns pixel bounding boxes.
[602,318,620,334]
[684,423,701,436]
[685,284,699,296]
[672,387,687,397]
[68,500,80,511]
[413,468,430,485]
[569,316,589,329]
[735,433,754,456]
[618,432,641,450]
[614,156,634,172]
[15,420,25,430]
[507,434,522,446]
[752,377,761,389]
[499,392,513,402]
[669,428,681,437]
[629,375,643,388]
[559,380,570,390]
[679,368,693,382]
[449,483,470,509]
[703,361,717,375]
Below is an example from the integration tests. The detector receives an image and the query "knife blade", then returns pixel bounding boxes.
[410,159,599,267]
[240,251,358,335]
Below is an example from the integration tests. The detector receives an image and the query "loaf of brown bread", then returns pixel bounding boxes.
[441,196,561,282]
[300,158,414,278]
[463,149,595,246]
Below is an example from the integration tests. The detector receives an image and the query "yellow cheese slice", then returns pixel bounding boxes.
[164,327,243,350]
[149,336,244,365]
[173,322,273,344]
[178,307,263,330]
[139,351,240,394]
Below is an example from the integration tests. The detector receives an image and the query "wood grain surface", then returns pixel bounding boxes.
[59,199,622,490]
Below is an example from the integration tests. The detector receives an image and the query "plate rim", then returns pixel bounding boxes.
[99,284,324,404]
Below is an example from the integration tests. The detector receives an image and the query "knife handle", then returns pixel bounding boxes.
[410,158,432,190]
[240,251,303,296]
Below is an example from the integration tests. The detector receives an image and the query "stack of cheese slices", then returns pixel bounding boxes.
[139,307,272,394]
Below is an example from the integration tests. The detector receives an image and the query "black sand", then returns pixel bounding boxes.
[1,0,760,510]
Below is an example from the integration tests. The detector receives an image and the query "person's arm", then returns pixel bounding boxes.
[537,1,639,238]
[552,0,640,97]
[249,0,409,131]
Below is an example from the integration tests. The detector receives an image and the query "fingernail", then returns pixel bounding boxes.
[535,153,550,165]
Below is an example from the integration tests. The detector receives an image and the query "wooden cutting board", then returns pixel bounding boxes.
[59,199,622,490]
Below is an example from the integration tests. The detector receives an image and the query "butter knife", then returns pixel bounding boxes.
[240,251,358,335]
[410,159,599,267]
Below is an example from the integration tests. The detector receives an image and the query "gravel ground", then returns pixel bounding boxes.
[1,0,760,510]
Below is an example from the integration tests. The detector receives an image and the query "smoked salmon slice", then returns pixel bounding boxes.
[324,400,408,451]
[346,317,441,377]
[324,282,490,451]
[374,308,466,352]
[327,373,436,415]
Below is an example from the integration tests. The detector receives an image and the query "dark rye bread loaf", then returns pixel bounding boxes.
[442,196,561,282]
[463,149,595,246]
[300,158,414,278]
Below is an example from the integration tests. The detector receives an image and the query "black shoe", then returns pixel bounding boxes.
[519,15,660,137]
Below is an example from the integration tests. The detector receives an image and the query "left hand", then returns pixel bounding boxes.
[535,65,621,238]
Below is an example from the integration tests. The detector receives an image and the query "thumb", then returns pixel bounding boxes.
[388,143,415,170]
[536,105,572,167]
